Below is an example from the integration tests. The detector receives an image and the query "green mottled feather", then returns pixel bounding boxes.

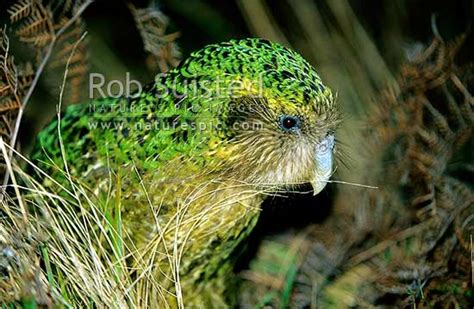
[31,38,338,307]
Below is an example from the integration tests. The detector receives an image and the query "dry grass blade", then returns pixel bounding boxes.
[0,149,134,306]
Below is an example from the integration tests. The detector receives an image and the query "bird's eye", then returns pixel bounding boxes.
[279,115,301,132]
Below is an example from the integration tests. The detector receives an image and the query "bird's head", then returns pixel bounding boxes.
[158,38,340,194]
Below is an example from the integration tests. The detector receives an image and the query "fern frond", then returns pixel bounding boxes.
[0,28,21,106]
[1,0,93,185]
[18,31,53,47]
[8,0,33,23]
[0,99,22,113]
[11,0,54,50]
[16,10,51,38]
[130,4,181,73]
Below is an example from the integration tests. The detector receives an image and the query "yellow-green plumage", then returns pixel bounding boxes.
[31,38,339,307]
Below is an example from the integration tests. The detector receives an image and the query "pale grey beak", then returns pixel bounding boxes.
[310,135,335,195]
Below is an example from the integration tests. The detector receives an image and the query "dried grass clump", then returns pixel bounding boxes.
[1,1,182,306]
[0,143,161,307]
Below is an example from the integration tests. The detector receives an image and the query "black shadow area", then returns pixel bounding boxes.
[234,183,335,272]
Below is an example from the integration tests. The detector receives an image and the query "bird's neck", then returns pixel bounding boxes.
[171,179,264,305]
